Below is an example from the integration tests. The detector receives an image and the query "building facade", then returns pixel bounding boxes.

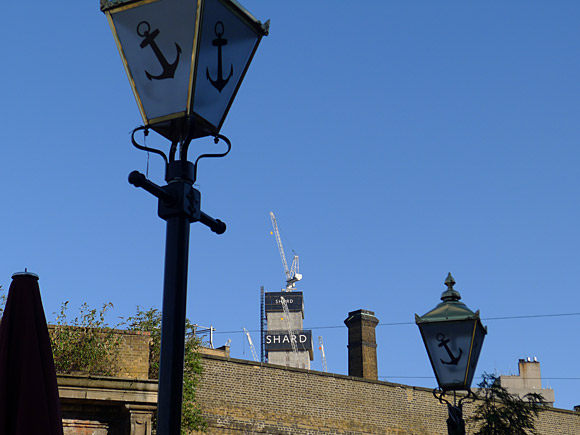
[264,291,313,369]
[499,358,555,406]
[57,320,579,434]
[195,354,580,435]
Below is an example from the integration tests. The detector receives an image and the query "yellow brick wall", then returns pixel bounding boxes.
[48,326,151,379]
[114,329,151,379]
[195,355,580,435]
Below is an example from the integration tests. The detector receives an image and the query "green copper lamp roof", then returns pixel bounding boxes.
[100,0,269,35]
[415,273,481,324]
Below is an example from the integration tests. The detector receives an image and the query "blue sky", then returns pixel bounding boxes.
[1,1,580,410]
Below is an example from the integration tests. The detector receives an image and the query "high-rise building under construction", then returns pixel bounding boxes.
[264,212,313,368]
[263,291,312,369]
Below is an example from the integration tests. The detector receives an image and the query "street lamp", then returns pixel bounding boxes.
[100,0,268,433]
[101,0,268,141]
[415,273,487,435]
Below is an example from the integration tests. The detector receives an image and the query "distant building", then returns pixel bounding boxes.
[499,357,555,406]
[263,291,313,369]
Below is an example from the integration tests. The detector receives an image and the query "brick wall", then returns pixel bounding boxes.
[49,326,151,379]
[195,355,580,435]
[50,327,580,434]
[113,329,151,379]
[58,375,157,435]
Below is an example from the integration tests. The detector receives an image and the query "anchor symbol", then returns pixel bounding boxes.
[436,333,463,366]
[206,21,233,93]
[137,21,181,81]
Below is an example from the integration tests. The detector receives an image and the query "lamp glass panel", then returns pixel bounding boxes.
[420,321,475,389]
[464,321,486,388]
[110,0,197,121]
[193,0,260,130]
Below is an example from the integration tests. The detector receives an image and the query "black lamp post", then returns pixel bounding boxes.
[415,273,487,435]
[100,0,268,433]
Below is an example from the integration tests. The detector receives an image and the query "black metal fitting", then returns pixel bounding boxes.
[157,182,201,222]
[128,163,226,234]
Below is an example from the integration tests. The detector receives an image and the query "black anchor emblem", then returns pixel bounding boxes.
[437,333,463,366]
[137,21,182,81]
[206,21,233,93]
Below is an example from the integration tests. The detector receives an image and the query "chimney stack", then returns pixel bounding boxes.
[344,309,379,380]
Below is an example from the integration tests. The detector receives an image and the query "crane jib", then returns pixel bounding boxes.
[269,211,303,291]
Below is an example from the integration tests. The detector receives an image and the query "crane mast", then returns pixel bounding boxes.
[270,211,302,291]
[318,336,328,372]
[243,328,259,362]
[280,296,299,357]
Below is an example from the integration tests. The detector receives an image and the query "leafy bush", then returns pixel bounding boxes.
[127,307,206,434]
[0,297,206,433]
[49,302,121,376]
[0,285,5,317]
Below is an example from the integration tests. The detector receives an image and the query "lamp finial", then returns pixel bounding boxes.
[441,272,461,301]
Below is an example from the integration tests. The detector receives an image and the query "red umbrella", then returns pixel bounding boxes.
[0,271,63,434]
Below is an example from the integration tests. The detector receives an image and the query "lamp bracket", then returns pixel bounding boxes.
[130,125,232,184]
[192,133,232,183]
[433,388,476,407]
[131,126,168,165]
[433,388,474,435]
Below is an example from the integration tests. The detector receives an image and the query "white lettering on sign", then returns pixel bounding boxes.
[265,332,311,350]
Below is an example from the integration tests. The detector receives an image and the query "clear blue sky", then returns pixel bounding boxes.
[1,1,579,410]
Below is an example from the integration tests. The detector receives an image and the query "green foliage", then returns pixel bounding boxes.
[49,302,121,376]
[3,298,205,434]
[125,306,162,379]
[0,285,5,317]
[470,373,547,435]
[127,307,206,434]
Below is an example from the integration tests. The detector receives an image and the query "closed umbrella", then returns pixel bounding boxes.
[0,271,63,434]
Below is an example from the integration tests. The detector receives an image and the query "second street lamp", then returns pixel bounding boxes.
[100,0,268,433]
[415,273,487,435]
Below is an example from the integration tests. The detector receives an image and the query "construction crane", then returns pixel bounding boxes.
[243,328,259,362]
[270,211,302,291]
[280,296,299,357]
[318,336,328,372]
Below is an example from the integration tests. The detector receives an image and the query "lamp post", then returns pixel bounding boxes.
[415,273,487,435]
[100,0,268,433]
